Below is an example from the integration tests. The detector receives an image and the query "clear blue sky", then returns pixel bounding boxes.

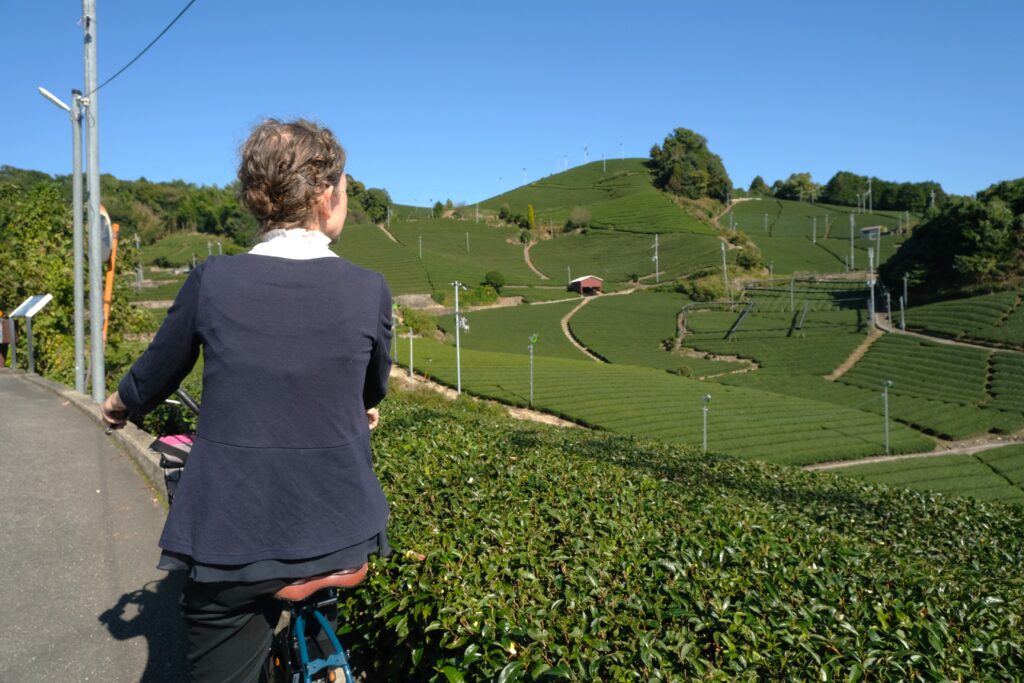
[2,1,1021,206]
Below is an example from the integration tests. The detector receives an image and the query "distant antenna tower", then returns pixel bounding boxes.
[866,177,873,214]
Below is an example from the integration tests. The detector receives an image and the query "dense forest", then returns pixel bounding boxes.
[648,128,732,203]
[881,177,1024,291]
[0,165,392,248]
[745,170,947,212]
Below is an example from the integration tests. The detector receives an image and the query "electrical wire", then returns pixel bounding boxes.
[88,0,198,96]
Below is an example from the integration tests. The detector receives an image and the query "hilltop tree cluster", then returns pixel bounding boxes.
[649,128,731,202]
[881,177,1024,290]
[819,171,945,212]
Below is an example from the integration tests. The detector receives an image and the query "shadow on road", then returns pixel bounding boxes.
[99,570,189,682]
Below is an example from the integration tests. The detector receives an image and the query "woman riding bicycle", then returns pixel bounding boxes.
[101,119,393,683]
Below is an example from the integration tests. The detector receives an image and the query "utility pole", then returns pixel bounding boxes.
[867,177,873,214]
[465,232,470,253]
[883,380,893,454]
[38,87,86,393]
[849,213,856,271]
[83,0,104,402]
[452,281,467,394]
[702,394,712,454]
[812,216,817,244]
[474,203,478,224]
[720,243,730,302]
[651,234,660,284]
[602,155,606,173]
[418,236,422,259]
[899,295,906,331]
[903,274,908,309]
[764,213,768,233]
[868,247,876,325]
[387,206,392,229]
[407,327,414,378]
[528,333,538,407]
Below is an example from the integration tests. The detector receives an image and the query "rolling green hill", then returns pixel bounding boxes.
[481,159,713,235]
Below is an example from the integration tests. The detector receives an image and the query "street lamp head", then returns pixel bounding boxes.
[38,86,71,112]
[702,394,712,403]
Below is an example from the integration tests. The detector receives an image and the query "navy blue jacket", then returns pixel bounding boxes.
[119,254,392,565]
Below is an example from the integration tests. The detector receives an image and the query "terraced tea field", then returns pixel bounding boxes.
[907,291,1023,348]
[834,444,1024,506]
[529,230,723,283]
[386,217,539,287]
[396,335,931,464]
[141,231,245,266]
[569,291,745,376]
[334,221,431,294]
[434,300,585,361]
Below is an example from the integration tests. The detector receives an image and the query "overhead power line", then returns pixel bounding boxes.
[89,0,198,95]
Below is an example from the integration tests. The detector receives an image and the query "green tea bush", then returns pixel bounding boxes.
[342,392,1024,681]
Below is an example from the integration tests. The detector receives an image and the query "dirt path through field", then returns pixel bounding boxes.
[876,313,1024,355]
[804,434,1024,472]
[523,241,550,280]
[825,327,884,380]
[375,223,400,243]
[389,367,578,428]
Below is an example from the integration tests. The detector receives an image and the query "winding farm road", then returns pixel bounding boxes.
[523,241,550,280]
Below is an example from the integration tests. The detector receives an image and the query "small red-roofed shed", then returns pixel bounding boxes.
[568,275,603,295]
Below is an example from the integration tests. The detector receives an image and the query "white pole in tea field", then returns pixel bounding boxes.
[790,278,795,313]
[217,242,223,255]
[652,234,660,284]
[899,296,906,331]
[567,265,571,284]
[903,274,908,309]
[812,216,817,244]
[387,206,392,229]
[475,204,479,224]
[391,302,398,360]
[528,332,538,407]
[418,236,422,260]
[602,155,606,173]
[868,247,876,324]
[849,213,856,271]
[769,261,773,278]
[764,213,768,233]
[720,243,730,302]
[452,281,467,394]
[885,292,892,328]
[408,327,414,379]
[883,380,893,454]
[465,232,470,253]
[207,241,212,257]
[702,394,712,454]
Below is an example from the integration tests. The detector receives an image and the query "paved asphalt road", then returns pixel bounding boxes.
[0,369,188,682]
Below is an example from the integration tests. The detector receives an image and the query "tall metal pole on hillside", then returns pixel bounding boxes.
[812,216,817,244]
[652,234,660,284]
[83,0,104,402]
[135,233,142,289]
[37,87,86,394]
[868,247,876,325]
[720,243,730,302]
[883,380,893,454]
[849,213,855,271]
[452,281,467,394]
[702,394,712,454]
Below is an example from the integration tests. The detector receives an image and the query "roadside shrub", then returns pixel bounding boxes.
[735,248,763,270]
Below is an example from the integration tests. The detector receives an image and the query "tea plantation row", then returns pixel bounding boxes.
[337,390,1024,681]
[906,291,1024,349]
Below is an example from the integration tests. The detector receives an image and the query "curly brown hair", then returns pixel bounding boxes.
[237,119,346,233]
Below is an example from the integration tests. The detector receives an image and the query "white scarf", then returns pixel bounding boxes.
[248,228,338,260]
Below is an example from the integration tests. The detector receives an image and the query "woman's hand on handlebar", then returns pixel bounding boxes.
[101,391,129,431]
[367,407,380,430]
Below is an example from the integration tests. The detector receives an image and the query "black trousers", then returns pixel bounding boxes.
[181,577,289,683]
